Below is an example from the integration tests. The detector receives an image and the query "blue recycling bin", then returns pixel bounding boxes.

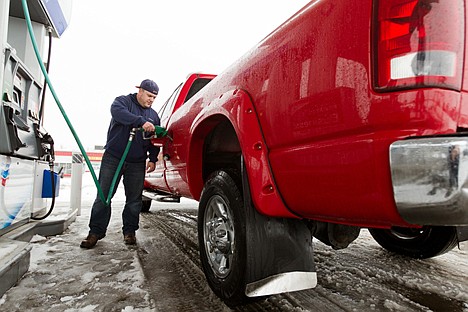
[42,169,60,198]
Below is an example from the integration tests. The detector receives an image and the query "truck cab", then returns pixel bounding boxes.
[142,73,215,209]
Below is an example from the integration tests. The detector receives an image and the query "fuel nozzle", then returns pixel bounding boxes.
[42,132,55,165]
[154,125,168,138]
[139,125,172,140]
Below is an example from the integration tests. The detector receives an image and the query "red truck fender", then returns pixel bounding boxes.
[187,88,299,219]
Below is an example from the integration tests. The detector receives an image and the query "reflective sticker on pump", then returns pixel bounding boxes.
[1,156,11,187]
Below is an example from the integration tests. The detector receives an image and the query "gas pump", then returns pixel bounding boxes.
[0,0,71,233]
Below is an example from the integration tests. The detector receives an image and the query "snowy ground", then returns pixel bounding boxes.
[0,174,155,311]
[0,173,467,311]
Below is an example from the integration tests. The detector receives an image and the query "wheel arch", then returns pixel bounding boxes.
[186,89,298,218]
[187,111,241,201]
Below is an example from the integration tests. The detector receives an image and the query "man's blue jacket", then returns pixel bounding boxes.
[105,93,160,163]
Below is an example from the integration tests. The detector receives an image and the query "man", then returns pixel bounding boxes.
[80,79,160,248]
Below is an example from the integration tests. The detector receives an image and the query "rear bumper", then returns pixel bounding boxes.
[390,137,468,225]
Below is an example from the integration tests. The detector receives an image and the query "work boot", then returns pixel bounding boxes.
[80,233,105,249]
[124,233,136,245]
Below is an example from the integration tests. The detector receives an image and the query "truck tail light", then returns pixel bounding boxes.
[373,0,464,91]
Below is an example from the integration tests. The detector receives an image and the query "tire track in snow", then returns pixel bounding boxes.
[139,209,468,311]
[311,232,468,311]
[140,209,290,311]
[139,209,358,311]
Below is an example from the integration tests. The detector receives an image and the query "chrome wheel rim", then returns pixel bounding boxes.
[389,226,427,240]
[203,195,235,278]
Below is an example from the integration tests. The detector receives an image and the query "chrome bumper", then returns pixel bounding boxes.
[390,137,468,225]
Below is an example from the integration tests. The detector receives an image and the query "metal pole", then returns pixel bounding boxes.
[70,152,83,216]
[0,0,10,97]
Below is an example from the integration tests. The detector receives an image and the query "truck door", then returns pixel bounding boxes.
[163,75,214,196]
[146,83,183,193]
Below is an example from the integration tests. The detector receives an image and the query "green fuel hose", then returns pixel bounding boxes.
[21,0,108,205]
[21,0,143,206]
[107,129,136,204]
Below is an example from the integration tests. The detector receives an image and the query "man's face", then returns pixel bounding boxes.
[137,88,157,108]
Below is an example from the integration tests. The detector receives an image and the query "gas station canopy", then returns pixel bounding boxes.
[9,0,71,37]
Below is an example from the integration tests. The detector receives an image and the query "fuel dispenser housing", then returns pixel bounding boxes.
[0,0,72,299]
[0,0,71,232]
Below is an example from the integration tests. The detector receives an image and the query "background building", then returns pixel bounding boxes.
[54,149,104,177]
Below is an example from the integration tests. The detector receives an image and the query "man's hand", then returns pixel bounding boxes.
[146,161,156,173]
[142,121,155,132]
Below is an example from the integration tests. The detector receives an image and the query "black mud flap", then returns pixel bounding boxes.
[241,166,317,297]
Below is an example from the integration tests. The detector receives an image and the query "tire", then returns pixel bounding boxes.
[369,226,458,259]
[198,170,247,306]
[141,197,152,213]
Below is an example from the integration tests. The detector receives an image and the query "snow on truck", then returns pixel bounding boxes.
[144,0,468,306]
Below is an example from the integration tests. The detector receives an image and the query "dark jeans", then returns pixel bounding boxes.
[88,151,145,236]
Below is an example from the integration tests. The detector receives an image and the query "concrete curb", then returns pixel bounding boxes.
[0,209,77,298]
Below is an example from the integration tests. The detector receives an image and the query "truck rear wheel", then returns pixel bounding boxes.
[198,170,247,306]
[369,226,458,259]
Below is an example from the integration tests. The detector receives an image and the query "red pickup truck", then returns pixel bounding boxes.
[143,0,468,306]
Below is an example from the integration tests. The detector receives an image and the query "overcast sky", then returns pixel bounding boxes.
[43,0,311,150]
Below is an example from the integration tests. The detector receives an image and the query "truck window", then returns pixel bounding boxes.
[184,78,212,103]
[158,83,182,127]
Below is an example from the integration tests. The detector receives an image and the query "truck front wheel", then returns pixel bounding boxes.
[141,196,152,212]
[198,170,247,306]
[369,226,458,259]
